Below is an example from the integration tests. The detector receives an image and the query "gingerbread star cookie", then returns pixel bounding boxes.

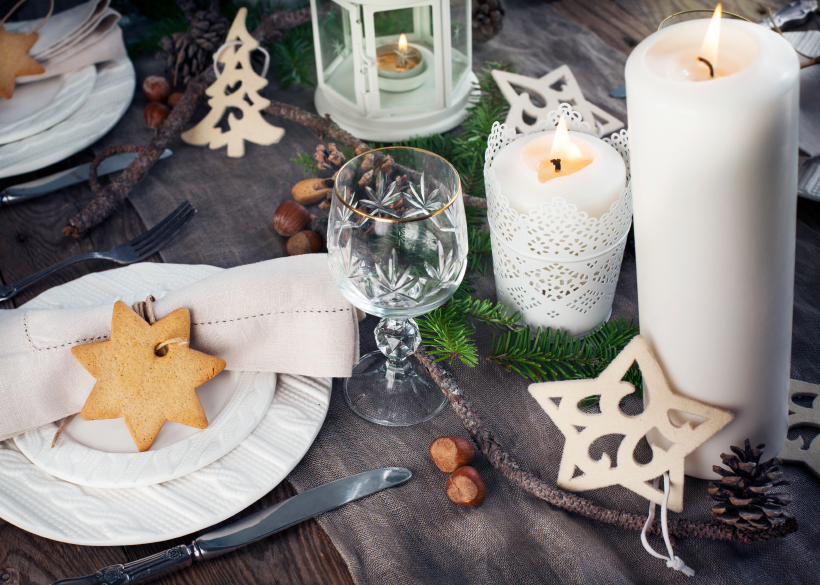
[0,25,45,99]
[72,301,226,452]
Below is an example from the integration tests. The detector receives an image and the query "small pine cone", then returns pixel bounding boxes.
[708,439,793,531]
[157,8,227,87]
[472,0,505,44]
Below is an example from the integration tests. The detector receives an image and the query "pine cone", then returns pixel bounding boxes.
[157,8,227,87]
[472,0,505,44]
[708,439,793,531]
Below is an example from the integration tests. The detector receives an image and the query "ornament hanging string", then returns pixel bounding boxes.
[1,0,53,32]
[213,40,270,79]
[640,473,695,577]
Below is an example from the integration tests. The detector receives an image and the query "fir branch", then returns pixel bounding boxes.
[272,22,315,90]
[467,225,492,274]
[291,152,317,178]
[417,305,478,366]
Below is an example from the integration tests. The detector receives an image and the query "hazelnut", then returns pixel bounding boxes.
[292,177,332,205]
[272,201,311,236]
[167,92,184,108]
[142,75,172,103]
[446,466,486,507]
[286,230,323,256]
[143,102,170,129]
[430,436,475,473]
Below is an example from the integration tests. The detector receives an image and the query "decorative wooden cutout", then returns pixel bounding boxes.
[779,379,820,478]
[492,66,623,137]
[529,336,733,513]
[0,25,45,99]
[181,7,284,158]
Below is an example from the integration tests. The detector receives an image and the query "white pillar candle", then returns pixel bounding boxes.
[625,14,799,478]
[492,117,626,218]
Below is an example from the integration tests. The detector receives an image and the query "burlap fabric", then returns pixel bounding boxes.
[108,1,819,582]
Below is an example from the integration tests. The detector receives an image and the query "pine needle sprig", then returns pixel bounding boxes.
[272,22,315,90]
[417,305,479,366]
[467,225,493,273]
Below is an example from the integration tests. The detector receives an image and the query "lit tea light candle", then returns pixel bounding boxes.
[626,5,800,478]
[492,115,626,218]
[377,34,423,79]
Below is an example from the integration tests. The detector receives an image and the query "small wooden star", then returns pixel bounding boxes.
[529,336,733,512]
[72,301,226,452]
[0,25,45,100]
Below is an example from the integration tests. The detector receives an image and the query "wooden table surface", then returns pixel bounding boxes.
[0,1,805,584]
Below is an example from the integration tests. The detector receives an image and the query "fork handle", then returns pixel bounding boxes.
[0,251,105,302]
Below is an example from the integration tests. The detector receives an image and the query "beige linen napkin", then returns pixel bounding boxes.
[0,255,361,442]
[8,0,125,83]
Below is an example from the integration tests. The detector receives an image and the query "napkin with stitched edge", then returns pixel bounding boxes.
[0,255,361,442]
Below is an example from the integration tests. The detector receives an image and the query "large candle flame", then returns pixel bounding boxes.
[550,115,584,162]
[700,4,722,71]
[398,33,408,52]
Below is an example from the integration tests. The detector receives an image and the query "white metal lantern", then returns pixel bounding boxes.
[310,0,475,142]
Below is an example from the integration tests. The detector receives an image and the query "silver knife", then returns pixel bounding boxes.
[51,467,411,585]
[0,149,173,207]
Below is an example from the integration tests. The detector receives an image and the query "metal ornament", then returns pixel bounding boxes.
[492,65,624,137]
[529,335,733,513]
[779,379,820,478]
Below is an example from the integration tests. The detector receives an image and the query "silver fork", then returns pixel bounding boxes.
[0,201,196,302]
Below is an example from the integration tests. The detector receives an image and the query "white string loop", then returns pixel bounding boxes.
[640,473,695,577]
[213,41,270,80]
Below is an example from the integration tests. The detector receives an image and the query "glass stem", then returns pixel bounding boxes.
[374,317,421,385]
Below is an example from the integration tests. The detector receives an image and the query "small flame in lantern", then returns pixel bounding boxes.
[550,116,584,162]
[398,33,408,53]
[700,4,722,71]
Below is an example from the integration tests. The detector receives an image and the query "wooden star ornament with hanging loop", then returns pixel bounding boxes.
[0,24,45,99]
[71,301,226,452]
[529,336,733,512]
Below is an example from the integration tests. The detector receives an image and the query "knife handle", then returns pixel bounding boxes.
[51,544,194,585]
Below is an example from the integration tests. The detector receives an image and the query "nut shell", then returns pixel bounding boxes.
[430,436,475,473]
[142,75,172,103]
[167,92,184,108]
[446,466,486,507]
[143,102,170,129]
[292,178,332,205]
[272,201,311,237]
[286,230,323,256]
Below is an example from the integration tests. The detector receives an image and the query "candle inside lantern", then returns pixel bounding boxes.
[626,6,799,478]
[492,115,625,218]
[377,34,423,78]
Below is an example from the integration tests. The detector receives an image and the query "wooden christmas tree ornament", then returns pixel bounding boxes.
[779,379,820,478]
[181,7,284,158]
[492,66,623,137]
[529,335,733,513]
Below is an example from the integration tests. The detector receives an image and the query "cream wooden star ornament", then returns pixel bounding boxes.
[529,336,733,512]
[492,66,623,136]
[779,379,820,478]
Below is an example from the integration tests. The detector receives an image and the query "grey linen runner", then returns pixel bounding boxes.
[111,1,820,582]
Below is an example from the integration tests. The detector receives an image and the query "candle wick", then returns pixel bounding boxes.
[550,158,561,171]
[696,57,715,78]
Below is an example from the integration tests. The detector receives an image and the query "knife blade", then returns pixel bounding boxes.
[0,149,173,207]
[51,467,412,585]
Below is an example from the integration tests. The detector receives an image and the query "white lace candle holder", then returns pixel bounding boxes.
[484,105,633,335]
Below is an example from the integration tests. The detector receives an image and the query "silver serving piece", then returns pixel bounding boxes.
[759,0,817,29]
[0,150,172,206]
[51,467,411,585]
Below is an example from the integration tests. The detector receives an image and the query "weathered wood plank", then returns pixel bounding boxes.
[549,0,654,54]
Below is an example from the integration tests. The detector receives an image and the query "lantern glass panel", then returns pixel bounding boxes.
[373,5,437,111]
[317,0,355,105]
[450,0,469,89]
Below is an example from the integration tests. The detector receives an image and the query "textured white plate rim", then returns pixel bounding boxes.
[0,57,135,179]
[13,369,277,489]
[0,263,332,545]
[0,66,97,145]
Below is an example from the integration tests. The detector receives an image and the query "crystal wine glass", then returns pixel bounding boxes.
[327,147,468,426]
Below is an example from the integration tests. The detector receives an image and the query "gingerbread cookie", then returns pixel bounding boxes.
[0,26,45,100]
[72,301,226,452]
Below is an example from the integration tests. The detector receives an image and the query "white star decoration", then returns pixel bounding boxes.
[779,379,820,478]
[529,336,733,512]
[492,65,624,137]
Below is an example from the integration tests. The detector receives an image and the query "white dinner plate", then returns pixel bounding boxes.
[0,66,97,145]
[0,263,331,545]
[0,57,135,179]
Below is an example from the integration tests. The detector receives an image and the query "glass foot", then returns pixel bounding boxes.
[344,351,447,426]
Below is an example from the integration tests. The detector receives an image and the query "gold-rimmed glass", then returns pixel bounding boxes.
[327,147,468,426]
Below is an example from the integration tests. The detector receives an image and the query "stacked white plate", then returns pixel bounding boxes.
[0,56,135,179]
[0,264,331,545]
